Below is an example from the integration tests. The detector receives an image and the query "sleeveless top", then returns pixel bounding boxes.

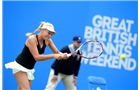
[16,35,46,69]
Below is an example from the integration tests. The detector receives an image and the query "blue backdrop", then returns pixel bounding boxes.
[3,1,138,90]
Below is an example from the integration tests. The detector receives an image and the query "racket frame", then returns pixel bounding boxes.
[67,40,104,59]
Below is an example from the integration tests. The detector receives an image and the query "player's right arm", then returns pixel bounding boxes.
[26,36,62,61]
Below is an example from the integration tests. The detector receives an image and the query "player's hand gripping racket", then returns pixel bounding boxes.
[67,40,103,59]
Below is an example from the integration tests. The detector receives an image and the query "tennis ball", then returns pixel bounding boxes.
[120,54,126,60]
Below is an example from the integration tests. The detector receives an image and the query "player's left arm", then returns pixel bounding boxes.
[48,38,60,54]
[48,38,68,59]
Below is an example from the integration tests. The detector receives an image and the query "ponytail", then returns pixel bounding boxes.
[25,22,46,36]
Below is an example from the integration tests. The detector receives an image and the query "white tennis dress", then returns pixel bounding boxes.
[5,61,35,80]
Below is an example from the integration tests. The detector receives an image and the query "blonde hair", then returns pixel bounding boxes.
[25,21,47,36]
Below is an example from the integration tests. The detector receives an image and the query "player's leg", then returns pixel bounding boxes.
[14,71,30,90]
[29,80,32,87]
[44,69,62,90]
[62,75,76,90]
[18,80,32,90]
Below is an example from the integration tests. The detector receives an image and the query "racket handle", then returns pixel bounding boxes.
[67,54,71,57]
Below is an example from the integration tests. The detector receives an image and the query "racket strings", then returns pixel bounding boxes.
[79,41,103,59]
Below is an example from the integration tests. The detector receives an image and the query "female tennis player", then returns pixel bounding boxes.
[5,21,68,90]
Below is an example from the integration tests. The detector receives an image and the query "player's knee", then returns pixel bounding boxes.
[20,87,30,90]
[19,85,30,90]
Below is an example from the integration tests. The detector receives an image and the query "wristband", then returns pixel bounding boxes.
[54,54,57,58]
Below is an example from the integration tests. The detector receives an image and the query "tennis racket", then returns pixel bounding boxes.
[67,40,103,59]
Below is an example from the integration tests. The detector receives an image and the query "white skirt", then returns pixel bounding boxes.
[5,61,35,80]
